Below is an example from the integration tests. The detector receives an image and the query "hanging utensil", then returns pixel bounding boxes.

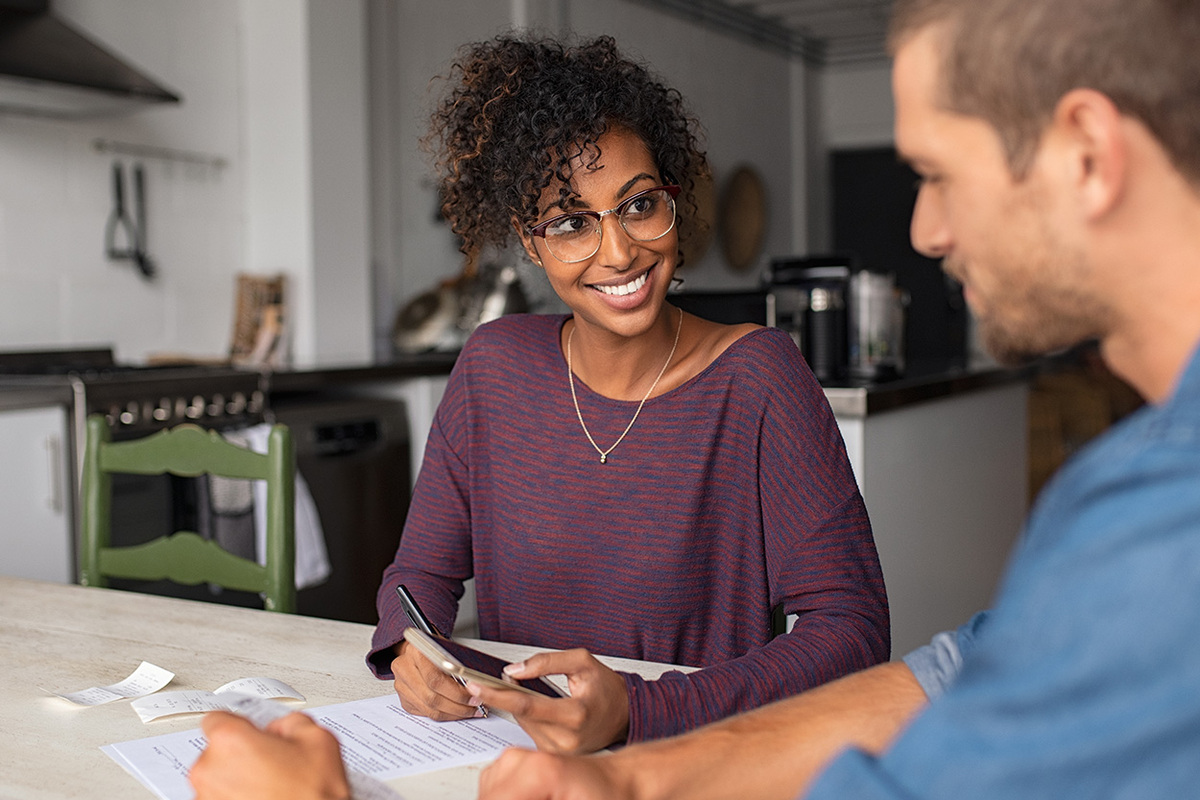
[104,160,137,261]
[103,160,155,280]
[131,162,155,279]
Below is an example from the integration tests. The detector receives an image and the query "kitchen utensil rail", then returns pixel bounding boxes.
[92,138,228,170]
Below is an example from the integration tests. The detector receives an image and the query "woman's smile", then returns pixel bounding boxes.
[592,269,649,297]
[586,264,656,310]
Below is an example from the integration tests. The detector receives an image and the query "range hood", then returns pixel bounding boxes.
[0,0,180,119]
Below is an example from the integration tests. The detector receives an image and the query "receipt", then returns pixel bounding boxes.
[51,661,175,706]
[131,678,305,723]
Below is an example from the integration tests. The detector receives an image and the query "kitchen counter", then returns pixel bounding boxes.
[822,359,1030,418]
[0,380,73,412]
[825,359,1030,657]
[266,351,458,395]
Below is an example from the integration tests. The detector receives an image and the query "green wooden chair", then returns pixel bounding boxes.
[79,414,296,613]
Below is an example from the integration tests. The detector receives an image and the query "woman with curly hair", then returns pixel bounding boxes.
[366,34,889,754]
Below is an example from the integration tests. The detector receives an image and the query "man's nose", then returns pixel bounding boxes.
[910,185,951,259]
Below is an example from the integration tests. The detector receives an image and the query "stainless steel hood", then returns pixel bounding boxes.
[0,0,180,119]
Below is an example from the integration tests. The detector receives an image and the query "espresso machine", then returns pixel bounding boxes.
[768,255,906,383]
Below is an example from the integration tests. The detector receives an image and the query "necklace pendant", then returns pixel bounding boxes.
[599,454,607,464]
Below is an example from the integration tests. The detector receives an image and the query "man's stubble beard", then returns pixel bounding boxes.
[944,245,1112,367]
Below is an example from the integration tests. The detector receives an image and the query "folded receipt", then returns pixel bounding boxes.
[50,661,175,706]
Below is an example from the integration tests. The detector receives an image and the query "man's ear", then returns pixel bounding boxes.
[1050,88,1128,221]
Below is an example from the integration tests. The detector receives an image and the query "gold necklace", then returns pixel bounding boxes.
[566,307,683,464]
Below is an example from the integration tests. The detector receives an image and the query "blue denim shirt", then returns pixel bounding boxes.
[808,345,1200,799]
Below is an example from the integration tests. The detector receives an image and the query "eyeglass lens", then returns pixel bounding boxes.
[540,188,677,263]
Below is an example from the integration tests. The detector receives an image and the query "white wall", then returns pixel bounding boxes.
[0,0,372,365]
[0,0,245,361]
[822,60,895,149]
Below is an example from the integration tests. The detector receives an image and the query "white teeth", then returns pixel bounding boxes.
[596,272,648,296]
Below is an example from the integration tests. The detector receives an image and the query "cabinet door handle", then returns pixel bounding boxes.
[44,434,64,514]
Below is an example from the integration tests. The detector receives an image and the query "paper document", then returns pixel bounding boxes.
[130,677,304,722]
[50,661,175,706]
[209,694,405,800]
[102,693,535,800]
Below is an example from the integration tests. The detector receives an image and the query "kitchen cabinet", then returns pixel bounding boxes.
[827,373,1029,657]
[0,403,73,583]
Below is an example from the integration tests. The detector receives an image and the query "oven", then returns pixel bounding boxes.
[1,348,269,606]
[1,348,413,623]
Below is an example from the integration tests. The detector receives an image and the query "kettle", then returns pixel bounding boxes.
[848,270,907,380]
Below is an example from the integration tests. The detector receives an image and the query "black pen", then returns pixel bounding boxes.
[397,584,441,637]
[396,584,488,717]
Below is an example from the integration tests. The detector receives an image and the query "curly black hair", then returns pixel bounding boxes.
[424,34,709,265]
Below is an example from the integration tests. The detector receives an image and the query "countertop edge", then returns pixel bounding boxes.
[0,382,75,412]
[824,363,1032,418]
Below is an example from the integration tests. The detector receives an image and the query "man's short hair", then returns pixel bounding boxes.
[888,0,1200,183]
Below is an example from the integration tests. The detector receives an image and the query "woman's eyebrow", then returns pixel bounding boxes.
[617,173,656,197]
[539,194,583,217]
[537,172,657,218]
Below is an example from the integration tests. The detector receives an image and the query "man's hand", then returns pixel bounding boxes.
[478,661,928,800]
[189,711,351,800]
[391,640,482,720]
[468,648,630,754]
[479,748,633,800]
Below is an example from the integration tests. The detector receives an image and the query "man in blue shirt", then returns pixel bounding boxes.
[189,1,1200,798]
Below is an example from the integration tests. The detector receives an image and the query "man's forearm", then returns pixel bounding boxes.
[614,661,928,800]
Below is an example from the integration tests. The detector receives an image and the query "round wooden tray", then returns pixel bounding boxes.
[718,165,767,272]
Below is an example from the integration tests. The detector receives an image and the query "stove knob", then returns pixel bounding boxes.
[186,395,205,420]
[227,391,247,415]
[120,401,139,426]
[248,390,265,414]
[106,405,121,427]
[207,393,225,418]
[174,396,189,421]
[152,397,172,422]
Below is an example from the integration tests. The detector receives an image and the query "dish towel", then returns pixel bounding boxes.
[218,423,331,590]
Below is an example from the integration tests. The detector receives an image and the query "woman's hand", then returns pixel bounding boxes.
[189,711,350,800]
[468,648,630,754]
[391,640,481,720]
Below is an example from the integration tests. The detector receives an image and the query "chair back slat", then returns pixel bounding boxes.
[98,424,268,480]
[98,531,267,592]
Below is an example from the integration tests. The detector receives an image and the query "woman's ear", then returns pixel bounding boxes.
[514,220,544,267]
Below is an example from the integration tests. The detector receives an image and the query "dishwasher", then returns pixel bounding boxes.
[271,395,411,624]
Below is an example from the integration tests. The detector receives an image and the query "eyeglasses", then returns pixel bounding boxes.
[528,184,681,264]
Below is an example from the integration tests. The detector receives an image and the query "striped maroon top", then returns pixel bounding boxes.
[369,313,888,741]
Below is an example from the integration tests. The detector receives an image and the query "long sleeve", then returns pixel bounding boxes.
[901,611,989,701]
[367,368,475,677]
